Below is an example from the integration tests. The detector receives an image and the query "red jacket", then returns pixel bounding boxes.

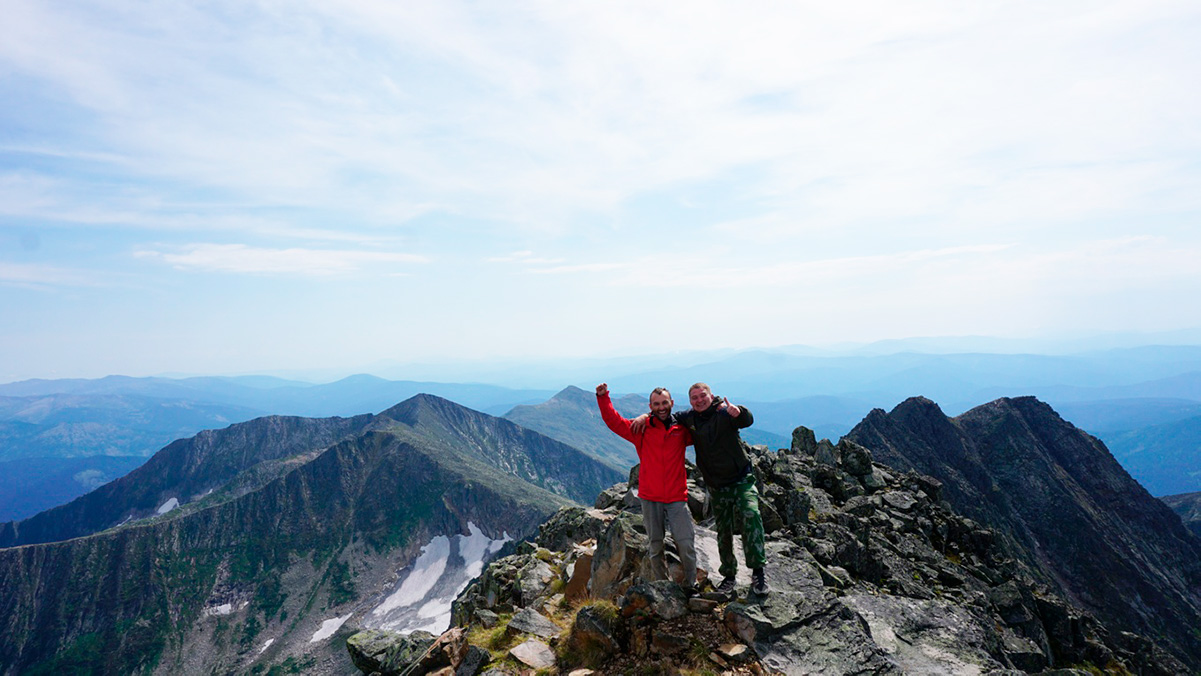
[597,392,691,503]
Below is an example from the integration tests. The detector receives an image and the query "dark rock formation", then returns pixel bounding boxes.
[846,395,1201,670]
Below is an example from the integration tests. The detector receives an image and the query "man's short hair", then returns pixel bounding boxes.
[688,382,711,395]
[649,387,671,400]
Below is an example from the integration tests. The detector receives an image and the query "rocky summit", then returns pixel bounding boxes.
[347,402,1193,675]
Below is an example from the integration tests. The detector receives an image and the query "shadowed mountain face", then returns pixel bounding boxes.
[846,396,1201,669]
[0,394,621,676]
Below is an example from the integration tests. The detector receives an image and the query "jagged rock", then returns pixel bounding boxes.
[473,608,498,628]
[689,597,719,613]
[760,496,785,534]
[455,645,491,676]
[620,579,688,621]
[346,629,436,676]
[566,601,625,663]
[564,548,593,602]
[594,482,630,510]
[536,506,611,551]
[815,438,838,466]
[882,490,918,513]
[408,627,469,676]
[589,512,648,600]
[507,607,561,639]
[451,551,556,626]
[509,638,556,669]
[791,426,818,455]
[837,439,875,476]
[780,486,812,525]
[861,470,887,493]
[842,494,878,517]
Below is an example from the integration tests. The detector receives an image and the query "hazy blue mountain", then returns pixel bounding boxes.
[0,394,266,461]
[0,375,555,418]
[599,346,1201,410]
[1097,415,1201,496]
[503,386,645,472]
[0,456,146,522]
[1051,398,1201,433]
[733,394,872,440]
[0,395,621,675]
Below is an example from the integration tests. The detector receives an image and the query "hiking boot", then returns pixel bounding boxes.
[682,584,699,598]
[716,576,737,594]
[752,568,769,595]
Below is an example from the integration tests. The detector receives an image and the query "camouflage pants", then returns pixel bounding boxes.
[709,474,767,578]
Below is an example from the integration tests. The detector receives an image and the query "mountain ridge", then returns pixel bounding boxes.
[846,395,1201,669]
[0,394,622,675]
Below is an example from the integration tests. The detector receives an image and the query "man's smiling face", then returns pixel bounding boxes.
[649,390,673,421]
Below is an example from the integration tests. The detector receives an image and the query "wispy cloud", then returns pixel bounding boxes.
[133,244,428,276]
[0,262,104,288]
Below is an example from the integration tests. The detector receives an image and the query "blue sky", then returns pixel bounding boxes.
[2,1,1200,382]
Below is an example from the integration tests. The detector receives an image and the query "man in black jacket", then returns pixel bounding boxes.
[674,382,768,596]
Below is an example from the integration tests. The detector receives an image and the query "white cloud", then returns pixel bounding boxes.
[133,244,428,275]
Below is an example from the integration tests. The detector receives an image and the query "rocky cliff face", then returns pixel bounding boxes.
[846,396,1201,670]
[0,394,621,675]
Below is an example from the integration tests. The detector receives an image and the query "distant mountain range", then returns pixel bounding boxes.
[0,395,620,674]
[5,342,1201,517]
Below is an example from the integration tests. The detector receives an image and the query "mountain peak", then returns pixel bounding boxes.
[847,395,1201,668]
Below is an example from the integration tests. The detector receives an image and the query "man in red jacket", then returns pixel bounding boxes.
[596,383,697,592]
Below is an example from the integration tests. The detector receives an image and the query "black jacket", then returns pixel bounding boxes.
[674,397,754,489]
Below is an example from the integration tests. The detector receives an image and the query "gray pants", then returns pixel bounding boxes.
[640,499,697,587]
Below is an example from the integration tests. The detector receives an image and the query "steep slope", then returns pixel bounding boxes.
[846,396,1201,669]
[0,394,621,675]
[1161,491,1201,538]
[503,386,645,471]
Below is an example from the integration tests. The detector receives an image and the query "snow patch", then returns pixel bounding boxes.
[310,613,353,642]
[259,638,274,654]
[205,603,233,617]
[373,535,451,617]
[367,522,511,634]
[156,497,179,515]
